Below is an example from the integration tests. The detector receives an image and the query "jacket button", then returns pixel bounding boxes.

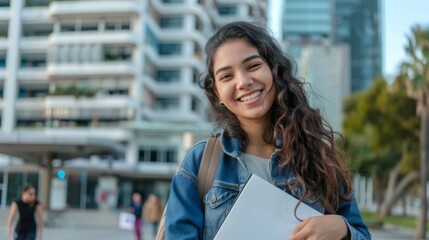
[210,193,217,204]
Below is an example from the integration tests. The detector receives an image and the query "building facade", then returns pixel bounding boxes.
[0,0,267,210]
[335,0,382,92]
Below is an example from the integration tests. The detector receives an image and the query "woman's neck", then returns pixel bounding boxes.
[241,121,274,159]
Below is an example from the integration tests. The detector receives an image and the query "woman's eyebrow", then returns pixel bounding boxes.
[215,55,262,76]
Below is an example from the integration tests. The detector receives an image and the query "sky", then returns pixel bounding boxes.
[384,0,429,76]
[268,0,429,77]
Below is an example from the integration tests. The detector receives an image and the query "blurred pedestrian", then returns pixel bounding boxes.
[131,192,144,240]
[143,194,164,237]
[164,21,371,239]
[7,185,44,240]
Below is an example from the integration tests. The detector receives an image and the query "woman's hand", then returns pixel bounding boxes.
[289,215,349,240]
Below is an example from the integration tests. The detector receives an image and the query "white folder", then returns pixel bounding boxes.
[213,174,323,240]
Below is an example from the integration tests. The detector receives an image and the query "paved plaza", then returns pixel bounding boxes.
[0,223,422,240]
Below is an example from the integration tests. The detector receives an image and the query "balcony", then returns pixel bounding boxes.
[17,68,48,83]
[0,8,9,21]
[146,17,205,47]
[144,46,204,72]
[143,74,200,95]
[0,38,6,50]
[49,31,138,45]
[47,62,136,78]
[151,0,210,28]
[16,96,135,120]
[0,68,5,80]
[20,38,50,51]
[142,107,203,122]
[49,1,140,17]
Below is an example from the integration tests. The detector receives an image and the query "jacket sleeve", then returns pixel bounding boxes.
[165,142,206,240]
[337,193,371,240]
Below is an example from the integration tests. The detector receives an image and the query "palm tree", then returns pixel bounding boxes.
[400,24,429,239]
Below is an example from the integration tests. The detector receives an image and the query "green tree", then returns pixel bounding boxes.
[343,78,419,215]
[399,24,429,238]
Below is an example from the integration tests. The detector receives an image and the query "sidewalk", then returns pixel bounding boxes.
[0,222,157,240]
[0,224,420,240]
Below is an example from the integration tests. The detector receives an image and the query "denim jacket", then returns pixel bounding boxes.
[165,132,371,240]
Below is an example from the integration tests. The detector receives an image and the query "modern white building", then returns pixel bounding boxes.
[298,43,350,133]
[0,0,267,210]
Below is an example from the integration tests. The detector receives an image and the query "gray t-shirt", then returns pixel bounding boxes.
[241,152,271,182]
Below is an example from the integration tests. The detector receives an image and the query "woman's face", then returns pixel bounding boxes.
[22,188,36,202]
[213,39,275,125]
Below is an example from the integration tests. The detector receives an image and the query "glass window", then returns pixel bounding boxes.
[0,24,7,37]
[162,0,184,3]
[0,0,10,7]
[166,149,176,163]
[25,0,49,7]
[138,147,177,163]
[6,172,39,205]
[0,55,6,67]
[154,97,179,109]
[159,17,183,29]
[156,70,180,83]
[218,6,237,15]
[104,46,132,61]
[105,21,131,31]
[81,23,98,32]
[191,96,199,112]
[22,24,53,37]
[158,43,181,55]
[60,23,76,32]
[121,22,130,30]
[20,54,46,68]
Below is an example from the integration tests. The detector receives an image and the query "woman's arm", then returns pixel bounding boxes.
[6,202,17,239]
[36,204,44,240]
[165,142,206,239]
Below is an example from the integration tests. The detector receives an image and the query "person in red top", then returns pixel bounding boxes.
[7,185,44,240]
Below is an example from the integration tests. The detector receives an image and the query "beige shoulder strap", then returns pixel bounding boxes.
[155,136,221,240]
[198,137,222,200]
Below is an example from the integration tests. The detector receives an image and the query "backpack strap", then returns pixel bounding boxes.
[198,136,222,200]
[155,136,222,240]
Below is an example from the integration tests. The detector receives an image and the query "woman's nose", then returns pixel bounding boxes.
[236,72,253,89]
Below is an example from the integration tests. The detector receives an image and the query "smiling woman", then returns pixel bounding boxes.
[164,21,371,240]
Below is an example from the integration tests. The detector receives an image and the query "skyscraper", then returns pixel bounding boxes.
[335,0,382,92]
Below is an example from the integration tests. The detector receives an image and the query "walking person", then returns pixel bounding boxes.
[7,185,44,240]
[131,192,144,240]
[143,194,164,237]
[164,21,371,240]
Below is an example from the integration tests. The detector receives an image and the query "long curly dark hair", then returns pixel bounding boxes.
[200,21,352,214]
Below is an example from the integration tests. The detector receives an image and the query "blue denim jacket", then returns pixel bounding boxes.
[166,132,371,240]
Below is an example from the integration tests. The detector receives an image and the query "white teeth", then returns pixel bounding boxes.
[240,91,262,102]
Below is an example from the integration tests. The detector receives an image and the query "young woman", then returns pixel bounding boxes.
[131,192,144,240]
[165,21,370,240]
[7,186,44,240]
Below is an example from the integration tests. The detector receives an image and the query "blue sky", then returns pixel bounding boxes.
[384,0,429,76]
[268,0,429,77]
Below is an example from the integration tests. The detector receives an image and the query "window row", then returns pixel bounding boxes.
[138,146,177,163]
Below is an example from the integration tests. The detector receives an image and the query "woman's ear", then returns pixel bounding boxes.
[214,87,220,99]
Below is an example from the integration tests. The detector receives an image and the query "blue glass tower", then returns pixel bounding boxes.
[335,0,382,92]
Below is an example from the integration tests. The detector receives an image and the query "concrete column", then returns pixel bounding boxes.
[1,166,9,209]
[131,0,148,121]
[181,67,192,85]
[41,153,52,210]
[125,140,138,165]
[2,0,24,133]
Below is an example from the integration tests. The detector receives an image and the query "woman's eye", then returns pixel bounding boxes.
[249,64,261,70]
[220,74,231,81]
